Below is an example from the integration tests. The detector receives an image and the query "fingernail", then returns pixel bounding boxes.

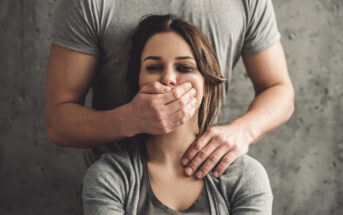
[190,88,196,96]
[213,171,219,178]
[185,167,192,175]
[196,171,203,178]
[163,86,171,93]
[192,98,197,106]
[186,82,192,90]
[182,158,189,165]
[191,107,196,115]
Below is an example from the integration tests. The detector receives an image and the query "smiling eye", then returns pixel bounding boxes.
[176,64,196,73]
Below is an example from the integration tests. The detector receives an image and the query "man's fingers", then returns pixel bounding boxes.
[162,82,193,104]
[184,138,222,178]
[140,81,171,94]
[213,151,238,177]
[194,145,230,179]
[181,129,214,166]
[169,99,196,129]
[166,89,197,116]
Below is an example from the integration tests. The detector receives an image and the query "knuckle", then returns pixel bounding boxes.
[221,156,232,165]
[198,150,208,159]
[183,154,192,161]
[188,161,197,169]
[152,82,160,90]
[151,82,157,90]
[216,166,224,174]
[160,122,169,133]
[194,142,202,151]
[208,127,216,135]
[228,141,237,149]
[174,120,181,128]
[178,96,186,107]
[216,135,226,143]
[200,166,209,174]
[231,144,239,151]
[149,100,158,109]
[155,112,163,121]
[189,104,195,113]
[162,127,169,134]
[173,88,181,99]
[215,136,230,147]
[208,153,219,162]
[181,116,187,124]
[180,108,187,117]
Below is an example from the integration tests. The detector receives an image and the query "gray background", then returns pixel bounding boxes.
[0,0,342,214]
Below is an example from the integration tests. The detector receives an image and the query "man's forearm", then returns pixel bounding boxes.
[232,83,294,144]
[46,102,135,148]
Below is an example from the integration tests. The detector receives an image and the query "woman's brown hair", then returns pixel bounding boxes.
[127,14,226,136]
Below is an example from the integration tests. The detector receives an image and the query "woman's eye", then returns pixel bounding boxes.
[176,65,196,73]
[146,65,163,71]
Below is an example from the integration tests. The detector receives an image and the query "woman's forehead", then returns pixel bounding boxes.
[141,32,195,60]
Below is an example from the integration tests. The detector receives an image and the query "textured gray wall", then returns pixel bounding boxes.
[0,0,342,214]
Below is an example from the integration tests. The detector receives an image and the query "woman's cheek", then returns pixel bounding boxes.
[139,71,158,88]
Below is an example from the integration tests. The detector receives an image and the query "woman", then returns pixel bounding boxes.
[82,14,273,215]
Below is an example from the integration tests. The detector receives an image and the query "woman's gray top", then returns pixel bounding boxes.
[82,148,273,214]
[136,150,211,215]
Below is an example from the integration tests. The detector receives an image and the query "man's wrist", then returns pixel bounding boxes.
[230,116,259,145]
[107,102,139,139]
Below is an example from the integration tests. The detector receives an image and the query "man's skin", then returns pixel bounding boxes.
[45,41,294,178]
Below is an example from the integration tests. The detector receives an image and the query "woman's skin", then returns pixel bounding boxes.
[140,31,206,211]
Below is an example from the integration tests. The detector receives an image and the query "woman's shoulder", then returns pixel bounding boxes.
[216,154,272,200]
[220,154,268,178]
[83,149,143,192]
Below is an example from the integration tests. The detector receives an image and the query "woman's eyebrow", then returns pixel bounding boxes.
[175,56,194,60]
[143,56,195,61]
[143,56,161,61]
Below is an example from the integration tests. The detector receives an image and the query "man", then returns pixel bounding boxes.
[45,0,294,179]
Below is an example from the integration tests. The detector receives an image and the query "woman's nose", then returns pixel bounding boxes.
[161,66,177,87]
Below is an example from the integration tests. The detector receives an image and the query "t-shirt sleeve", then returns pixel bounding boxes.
[51,0,101,56]
[82,153,129,215]
[230,156,273,215]
[242,0,281,55]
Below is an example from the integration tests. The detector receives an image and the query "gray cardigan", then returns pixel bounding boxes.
[82,150,273,214]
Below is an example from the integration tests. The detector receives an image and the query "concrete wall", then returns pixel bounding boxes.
[0,0,342,214]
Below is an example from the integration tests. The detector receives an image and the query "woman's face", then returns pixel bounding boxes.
[139,32,205,109]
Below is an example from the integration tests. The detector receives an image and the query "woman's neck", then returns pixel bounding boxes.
[145,114,199,171]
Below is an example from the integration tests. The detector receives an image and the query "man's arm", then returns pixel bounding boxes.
[45,44,197,147]
[182,42,294,178]
[240,41,294,142]
[45,44,129,147]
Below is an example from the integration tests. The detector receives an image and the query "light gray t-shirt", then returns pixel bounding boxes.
[82,148,273,214]
[52,0,280,157]
[52,0,280,107]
